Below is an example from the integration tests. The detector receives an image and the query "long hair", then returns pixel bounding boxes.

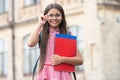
[39,3,67,71]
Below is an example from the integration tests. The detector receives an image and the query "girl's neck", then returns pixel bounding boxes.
[50,26,59,29]
[50,27,60,32]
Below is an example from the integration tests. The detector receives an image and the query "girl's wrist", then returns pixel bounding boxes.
[37,22,43,27]
[36,23,43,30]
[60,56,65,63]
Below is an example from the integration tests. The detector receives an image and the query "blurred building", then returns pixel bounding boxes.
[97,0,120,80]
[0,0,120,80]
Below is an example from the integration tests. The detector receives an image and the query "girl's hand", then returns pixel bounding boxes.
[38,15,48,26]
[51,55,63,65]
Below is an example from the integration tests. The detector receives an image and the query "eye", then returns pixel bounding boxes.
[48,14,61,18]
[48,14,54,17]
[55,14,61,17]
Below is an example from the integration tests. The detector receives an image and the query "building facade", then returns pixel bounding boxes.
[98,0,120,80]
[0,0,120,80]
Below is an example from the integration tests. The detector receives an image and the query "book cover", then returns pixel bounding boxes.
[54,34,77,72]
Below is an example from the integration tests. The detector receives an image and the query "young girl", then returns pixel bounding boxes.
[27,3,83,80]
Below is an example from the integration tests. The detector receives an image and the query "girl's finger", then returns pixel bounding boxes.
[41,16,43,20]
[44,15,48,21]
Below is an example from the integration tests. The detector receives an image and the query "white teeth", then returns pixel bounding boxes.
[52,22,57,24]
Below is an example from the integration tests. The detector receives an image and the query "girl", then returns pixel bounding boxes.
[27,3,83,80]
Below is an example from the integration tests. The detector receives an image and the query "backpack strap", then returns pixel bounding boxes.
[68,32,71,35]
[67,32,77,80]
[32,56,40,80]
[38,32,42,48]
[32,32,41,80]
[73,72,77,80]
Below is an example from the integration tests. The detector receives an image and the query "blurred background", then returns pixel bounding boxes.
[0,0,120,80]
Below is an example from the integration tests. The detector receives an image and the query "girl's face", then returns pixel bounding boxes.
[47,8,62,29]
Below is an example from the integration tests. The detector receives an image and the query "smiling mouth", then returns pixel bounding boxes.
[51,21,58,24]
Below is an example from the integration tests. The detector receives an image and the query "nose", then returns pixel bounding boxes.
[53,16,57,19]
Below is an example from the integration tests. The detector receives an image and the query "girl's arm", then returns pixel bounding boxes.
[27,23,42,47]
[62,49,83,65]
[27,15,48,47]
[51,49,83,65]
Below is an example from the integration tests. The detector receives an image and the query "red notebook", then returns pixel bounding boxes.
[54,34,77,72]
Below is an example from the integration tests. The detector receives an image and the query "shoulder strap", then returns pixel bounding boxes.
[38,32,42,48]
[32,32,42,80]
[67,32,71,35]
[73,72,77,80]
[32,56,40,80]
[68,32,77,80]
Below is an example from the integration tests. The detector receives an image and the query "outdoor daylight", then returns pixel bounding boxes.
[0,0,120,80]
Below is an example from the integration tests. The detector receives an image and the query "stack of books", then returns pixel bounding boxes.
[54,34,77,72]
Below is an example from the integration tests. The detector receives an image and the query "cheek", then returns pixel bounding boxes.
[58,17,62,22]
[59,16,62,20]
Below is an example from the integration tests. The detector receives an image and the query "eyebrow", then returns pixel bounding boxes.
[48,13,60,15]
[47,13,61,15]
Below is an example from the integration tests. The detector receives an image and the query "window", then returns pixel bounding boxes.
[23,35,39,75]
[0,39,7,76]
[24,0,40,6]
[68,25,84,72]
[0,0,8,13]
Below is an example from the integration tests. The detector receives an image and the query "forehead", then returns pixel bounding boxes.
[47,8,61,14]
